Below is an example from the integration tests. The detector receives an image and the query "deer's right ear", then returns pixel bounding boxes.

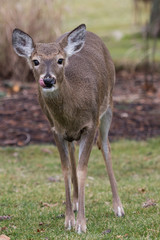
[12,29,34,58]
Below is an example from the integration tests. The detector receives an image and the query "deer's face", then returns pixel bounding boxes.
[12,25,86,93]
[31,43,66,92]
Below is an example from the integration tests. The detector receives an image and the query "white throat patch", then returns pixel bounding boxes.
[42,85,58,95]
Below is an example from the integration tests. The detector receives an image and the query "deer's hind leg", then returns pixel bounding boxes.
[98,107,124,217]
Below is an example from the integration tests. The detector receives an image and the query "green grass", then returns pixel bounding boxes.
[63,0,133,35]
[0,138,160,239]
[63,0,160,65]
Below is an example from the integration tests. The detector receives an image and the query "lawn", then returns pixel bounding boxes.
[0,138,160,239]
[63,0,134,35]
[63,0,160,65]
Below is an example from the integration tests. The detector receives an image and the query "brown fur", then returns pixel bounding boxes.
[12,25,124,233]
[32,31,115,141]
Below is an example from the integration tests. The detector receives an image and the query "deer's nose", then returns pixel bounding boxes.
[43,77,56,88]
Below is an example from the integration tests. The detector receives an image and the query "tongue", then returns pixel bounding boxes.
[39,79,46,88]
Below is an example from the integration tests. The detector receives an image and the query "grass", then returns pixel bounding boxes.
[0,138,160,239]
[63,0,160,66]
[63,0,133,35]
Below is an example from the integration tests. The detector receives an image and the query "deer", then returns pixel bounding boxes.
[12,24,124,233]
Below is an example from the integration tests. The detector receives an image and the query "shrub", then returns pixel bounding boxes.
[0,0,64,81]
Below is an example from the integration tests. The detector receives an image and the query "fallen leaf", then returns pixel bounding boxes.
[102,229,111,234]
[39,222,44,226]
[56,214,65,219]
[0,216,11,221]
[41,148,52,154]
[0,235,10,240]
[142,199,156,208]
[48,176,61,182]
[37,228,45,233]
[120,112,129,118]
[138,188,146,193]
[12,84,20,93]
[10,225,17,229]
[41,202,58,208]
[0,227,7,231]
[116,235,123,239]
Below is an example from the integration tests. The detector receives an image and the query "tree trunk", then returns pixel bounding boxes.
[149,0,160,36]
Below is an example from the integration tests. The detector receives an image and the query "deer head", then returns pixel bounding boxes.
[12,24,86,92]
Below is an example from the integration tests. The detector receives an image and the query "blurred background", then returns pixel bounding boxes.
[0,0,160,146]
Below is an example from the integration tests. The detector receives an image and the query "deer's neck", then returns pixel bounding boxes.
[42,78,72,105]
[41,78,76,124]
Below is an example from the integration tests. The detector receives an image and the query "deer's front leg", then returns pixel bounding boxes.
[76,128,96,234]
[68,142,78,212]
[53,132,75,230]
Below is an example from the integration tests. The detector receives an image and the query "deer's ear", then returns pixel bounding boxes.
[12,29,34,58]
[61,24,86,57]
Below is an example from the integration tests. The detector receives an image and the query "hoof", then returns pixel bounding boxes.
[113,203,125,217]
[65,215,75,230]
[75,219,86,234]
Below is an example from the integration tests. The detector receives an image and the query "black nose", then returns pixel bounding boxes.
[43,77,56,88]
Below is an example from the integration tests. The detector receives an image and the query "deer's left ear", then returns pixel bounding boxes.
[61,24,86,57]
[12,29,35,58]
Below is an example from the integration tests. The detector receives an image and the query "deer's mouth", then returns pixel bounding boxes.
[39,79,46,88]
[39,78,56,89]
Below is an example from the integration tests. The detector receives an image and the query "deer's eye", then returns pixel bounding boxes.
[33,59,40,66]
[57,58,64,65]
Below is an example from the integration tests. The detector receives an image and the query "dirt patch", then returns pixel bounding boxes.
[0,71,160,146]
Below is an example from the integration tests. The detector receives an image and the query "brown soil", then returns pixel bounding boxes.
[0,71,160,146]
